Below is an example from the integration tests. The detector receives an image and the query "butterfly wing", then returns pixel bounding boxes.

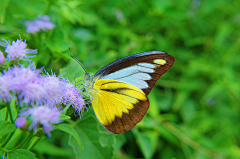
[93,50,175,95]
[90,51,174,133]
[90,79,149,134]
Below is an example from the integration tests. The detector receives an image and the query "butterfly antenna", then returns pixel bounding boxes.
[69,48,88,75]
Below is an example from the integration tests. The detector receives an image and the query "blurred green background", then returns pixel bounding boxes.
[1,0,240,158]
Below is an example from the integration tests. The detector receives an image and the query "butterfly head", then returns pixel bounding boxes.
[83,73,96,100]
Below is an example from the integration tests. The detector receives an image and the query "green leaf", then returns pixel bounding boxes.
[10,99,17,120]
[135,131,158,159]
[0,0,10,24]
[0,150,4,159]
[4,128,28,150]
[59,59,85,82]
[114,134,126,154]
[157,124,180,146]
[180,99,197,122]
[0,107,6,121]
[68,110,114,159]
[59,115,71,121]
[8,149,36,159]
[147,90,160,117]
[61,103,71,115]
[71,28,93,41]
[0,121,16,136]
[56,124,83,150]
[0,102,6,110]
[33,139,74,158]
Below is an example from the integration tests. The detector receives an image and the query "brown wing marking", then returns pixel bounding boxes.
[104,99,149,134]
[141,55,175,95]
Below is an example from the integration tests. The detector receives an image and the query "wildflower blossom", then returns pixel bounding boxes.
[19,81,48,106]
[0,51,5,64]
[43,72,66,107]
[0,37,37,61]
[15,117,27,128]
[2,64,42,89]
[0,65,59,107]
[0,64,86,111]
[24,15,55,34]
[1,64,87,135]
[19,106,62,136]
[62,83,85,115]
[0,76,13,102]
[0,64,40,103]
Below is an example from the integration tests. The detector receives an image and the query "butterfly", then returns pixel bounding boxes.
[72,50,175,134]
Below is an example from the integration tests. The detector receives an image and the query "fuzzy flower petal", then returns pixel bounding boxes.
[19,106,62,135]
[43,73,65,107]
[63,83,85,116]
[2,64,41,93]
[0,76,13,102]
[24,21,41,34]
[0,36,37,61]
[0,64,43,105]
[19,81,47,106]
[24,15,55,34]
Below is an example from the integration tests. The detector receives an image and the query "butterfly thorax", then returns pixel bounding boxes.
[84,73,98,100]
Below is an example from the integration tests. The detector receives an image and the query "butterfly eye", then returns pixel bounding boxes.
[84,73,90,80]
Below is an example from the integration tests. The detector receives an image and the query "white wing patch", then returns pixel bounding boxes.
[118,77,149,89]
[130,73,151,80]
[138,63,155,68]
[100,63,156,89]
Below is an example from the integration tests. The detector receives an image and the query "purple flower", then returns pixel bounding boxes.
[2,64,41,92]
[24,15,55,34]
[15,117,27,128]
[24,21,41,34]
[62,83,85,115]
[0,36,37,61]
[40,15,50,21]
[0,51,5,64]
[19,106,62,136]
[19,80,48,106]
[43,72,65,107]
[0,76,13,102]
[0,64,45,105]
[0,62,87,117]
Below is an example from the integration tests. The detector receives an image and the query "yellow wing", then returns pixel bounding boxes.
[89,79,149,134]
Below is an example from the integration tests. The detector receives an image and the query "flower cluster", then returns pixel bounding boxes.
[0,64,41,103]
[0,36,37,62]
[0,36,86,135]
[24,15,56,34]
[0,64,86,132]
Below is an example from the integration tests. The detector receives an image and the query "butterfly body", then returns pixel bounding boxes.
[83,51,174,134]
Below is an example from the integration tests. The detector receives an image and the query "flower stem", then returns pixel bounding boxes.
[22,131,33,149]
[7,104,14,124]
[27,136,43,151]
[2,131,33,152]
[0,132,14,148]
[4,109,8,121]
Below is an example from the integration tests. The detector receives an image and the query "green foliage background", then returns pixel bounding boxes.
[0,0,240,158]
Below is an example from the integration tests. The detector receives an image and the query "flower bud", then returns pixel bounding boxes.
[15,117,27,128]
